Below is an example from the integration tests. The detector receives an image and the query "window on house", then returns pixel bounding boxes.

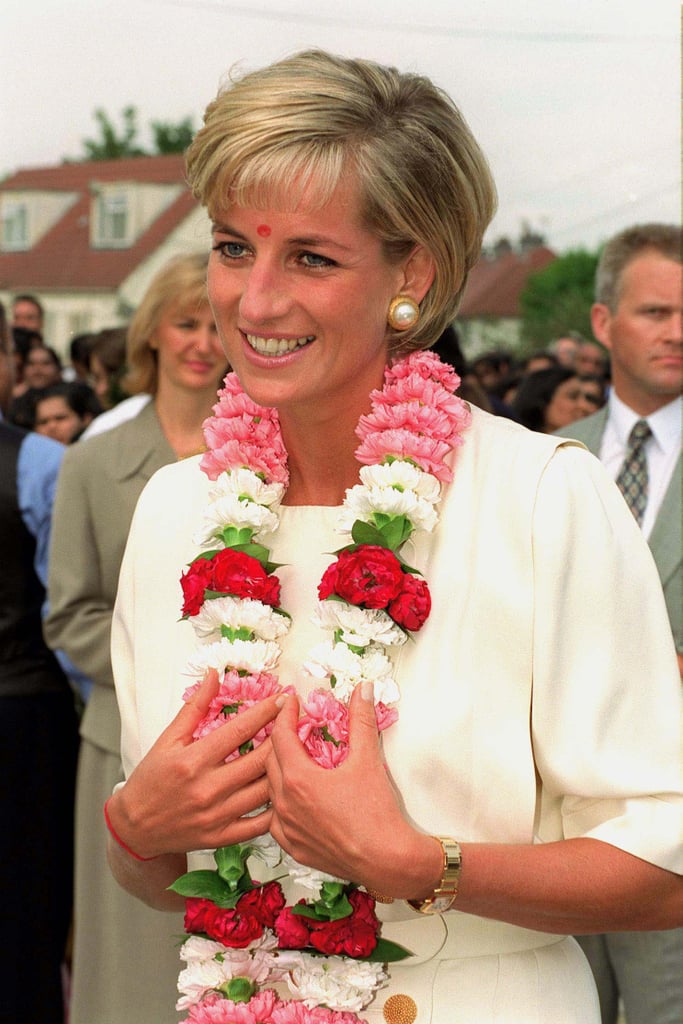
[1,201,29,251]
[95,190,130,247]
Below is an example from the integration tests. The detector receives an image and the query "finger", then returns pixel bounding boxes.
[269,693,306,766]
[151,669,221,750]
[200,695,284,765]
[216,806,273,849]
[215,735,273,788]
[347,680,381,760]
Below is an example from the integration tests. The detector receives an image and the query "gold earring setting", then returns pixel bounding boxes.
[387,296,419,332]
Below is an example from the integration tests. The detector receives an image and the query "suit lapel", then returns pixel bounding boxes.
[648,454,682,588]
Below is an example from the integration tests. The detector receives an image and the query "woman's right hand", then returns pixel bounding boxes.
[106,670,281,859]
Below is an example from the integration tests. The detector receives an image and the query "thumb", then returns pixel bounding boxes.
[157,668,220,748]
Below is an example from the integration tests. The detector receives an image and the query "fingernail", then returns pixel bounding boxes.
[360,680,374,701]
[275,694,289,709]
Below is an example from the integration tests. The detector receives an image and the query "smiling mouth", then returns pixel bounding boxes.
[245,333,314,356]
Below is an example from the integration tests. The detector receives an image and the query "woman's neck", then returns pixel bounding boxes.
[154,381,218,460]
[278,408,365,506]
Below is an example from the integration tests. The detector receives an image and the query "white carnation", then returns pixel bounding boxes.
[179,935,226,964]
[249,831,283,868]
[194,496,279,546]
[281,853,346,894]
[338,482,437,534]
[190,596,290,643]
[211,468,286,509]
[312,601,406,649]
[359,461,441,499]
[176,957,228,1009]
[287,953,387,1012]
[304,641,399,705]
[185,637,280,678]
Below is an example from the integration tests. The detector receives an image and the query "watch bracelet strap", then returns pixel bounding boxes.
[408,835,462,914]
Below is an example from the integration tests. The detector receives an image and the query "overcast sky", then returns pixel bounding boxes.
[1,0,678,252]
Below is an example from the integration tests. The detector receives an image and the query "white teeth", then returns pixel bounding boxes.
[246,334,313,356]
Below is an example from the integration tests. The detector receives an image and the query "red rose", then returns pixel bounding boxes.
[202,903,264,948]
[308,915,378,958]
[184,897,214,934]
[237,881,286,929]
[319,546,404,609]
[274,905,312,949]
[387,572,431,631]
[210,548,281,607]
[180,559,214,616]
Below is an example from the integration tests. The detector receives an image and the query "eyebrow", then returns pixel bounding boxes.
[211,221,354,254]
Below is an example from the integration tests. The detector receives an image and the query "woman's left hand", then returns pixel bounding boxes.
[267,682,442,900]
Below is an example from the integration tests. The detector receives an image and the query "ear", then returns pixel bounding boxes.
[398,245,436,304]
[590,303,613,352]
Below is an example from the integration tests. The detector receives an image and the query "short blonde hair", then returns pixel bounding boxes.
[186,49,497,354]
[123,252,210,394]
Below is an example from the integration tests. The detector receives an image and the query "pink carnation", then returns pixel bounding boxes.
[272,1005,366,1024]
[182,989,281,1023]
[201,440,289,486]
[354,429,455,482]
[385,349,460,390]
[187,671,294,754]
[356,396,465,442]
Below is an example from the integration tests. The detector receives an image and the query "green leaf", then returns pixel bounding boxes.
[363,937,413,962]
[215,844,251,886]
[373,514,413,550]
[351,521,390,548]
[220,526,256,548]
[168,870,233,905]
[218,977,256,1002]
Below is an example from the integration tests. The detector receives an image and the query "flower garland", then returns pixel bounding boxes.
[171,350,470,1023]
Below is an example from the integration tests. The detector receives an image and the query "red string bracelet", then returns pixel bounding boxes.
[103,798,158,862]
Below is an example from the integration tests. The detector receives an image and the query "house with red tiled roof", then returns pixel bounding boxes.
[457,243,556,355]
[0,154,210,355]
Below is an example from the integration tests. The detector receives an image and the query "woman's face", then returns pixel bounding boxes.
[34,395,87,444]
[90,354,112,406]
[24,348,60,389]
[207,176,412,422]
[544,375,589,431]
[151,302,225,394]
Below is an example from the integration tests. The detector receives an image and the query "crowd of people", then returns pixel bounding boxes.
[0,49,680,1024]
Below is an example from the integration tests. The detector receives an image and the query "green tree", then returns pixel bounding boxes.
[519,249,599,351]
[151,116,195,154]
[76,108,196,161]
[81,106,147,160]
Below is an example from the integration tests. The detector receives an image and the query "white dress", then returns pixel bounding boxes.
[112,407,682,1023]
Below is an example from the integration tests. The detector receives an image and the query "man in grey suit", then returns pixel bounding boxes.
[560,223,682,1024]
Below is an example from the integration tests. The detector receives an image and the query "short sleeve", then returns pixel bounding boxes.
[530,443,682,872]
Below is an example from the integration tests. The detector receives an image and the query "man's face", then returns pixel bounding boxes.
[591,252,682,415]
[12,299,42,332]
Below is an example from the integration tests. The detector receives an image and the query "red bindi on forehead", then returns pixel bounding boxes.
[257,224,272,237]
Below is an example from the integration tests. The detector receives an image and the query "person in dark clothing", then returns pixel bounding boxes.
[0,422,79,1024]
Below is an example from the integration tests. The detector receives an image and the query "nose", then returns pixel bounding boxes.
[191,323,217,353]
[238,259,292,326]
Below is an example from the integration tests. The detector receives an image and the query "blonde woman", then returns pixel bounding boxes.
[45,252,227,1024]
[107,53,681,1023]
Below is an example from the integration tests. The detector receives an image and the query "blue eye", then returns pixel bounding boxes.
[213,241,248,259]
[300,251,335,269]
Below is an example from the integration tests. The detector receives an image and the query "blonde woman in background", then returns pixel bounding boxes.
[45,252,228,1024]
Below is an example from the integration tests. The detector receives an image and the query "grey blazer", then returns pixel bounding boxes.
[45,401,176,752]
[560,407,682,654]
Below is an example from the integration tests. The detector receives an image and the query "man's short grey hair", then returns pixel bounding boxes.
[595,223,681,311]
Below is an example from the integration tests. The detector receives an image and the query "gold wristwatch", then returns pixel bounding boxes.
[408,836,462,915]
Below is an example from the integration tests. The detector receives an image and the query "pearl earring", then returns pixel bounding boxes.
[387,295,419,331]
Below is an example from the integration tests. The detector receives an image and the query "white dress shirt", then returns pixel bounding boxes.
[599,392,682,540]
